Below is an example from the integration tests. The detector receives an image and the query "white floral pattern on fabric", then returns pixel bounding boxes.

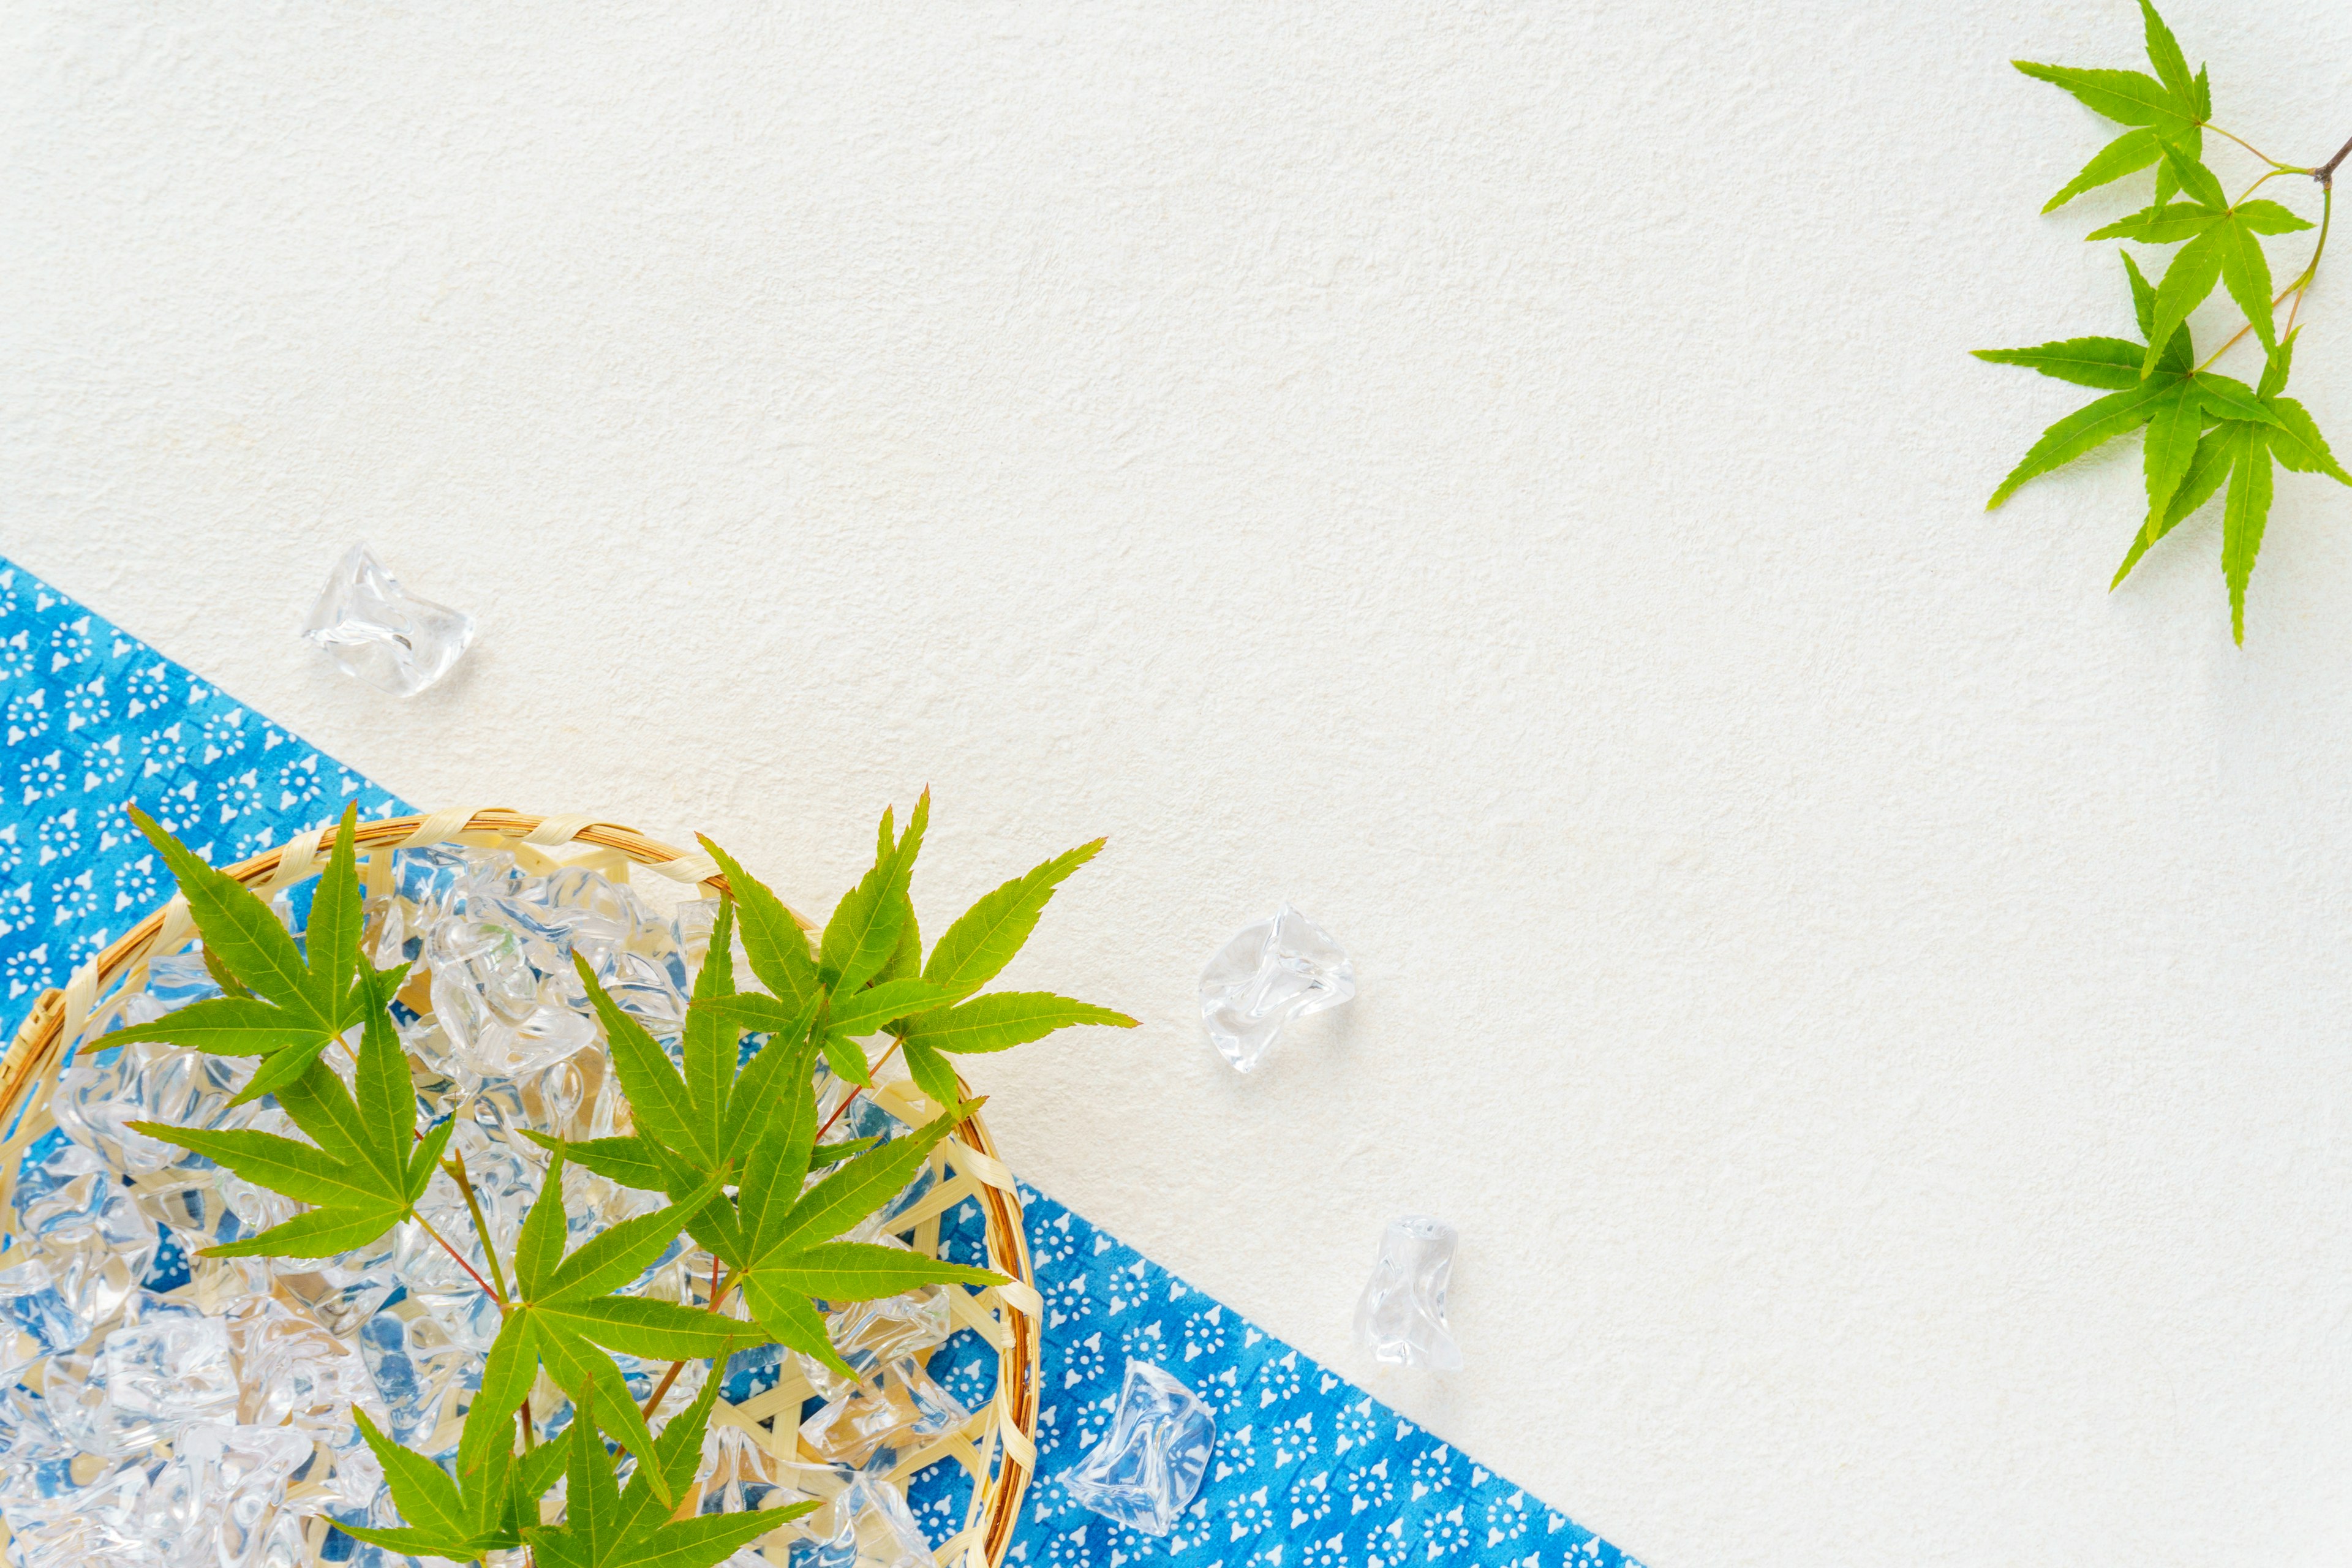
[0,555,1642,1568]
[971,1191,1641,1568]
[0,561,407,1005]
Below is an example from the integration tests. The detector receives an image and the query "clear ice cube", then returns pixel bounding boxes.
[255,1256,398,1342]
[1352,1214,1463,1371]
[797,1355,970,1469]
[0,1380,83,1505]
[53,1038,258,1177]
[225,1295,381,1433]
[102,1316,239,1438]
[786,1471,934,1568]
[355,1296,477,1446]
[3,1451,160,1566]
[1198,904,1355,1072]
[36,1345,134,1460]
[299,543,475,698]
[132,1421,311,1567]
[800,1287,952,1403]
[694,1422,799,1520]
[1057,1359,1216,1536]
[1,1142,160,1365]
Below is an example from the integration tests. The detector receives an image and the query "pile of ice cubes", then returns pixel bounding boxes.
[0,842,960,1568]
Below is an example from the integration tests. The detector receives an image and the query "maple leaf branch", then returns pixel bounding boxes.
[442,1147,511,1305]
[2204,121,2292,169]
[2196,181,2335,371]
[2316,132,2352,189]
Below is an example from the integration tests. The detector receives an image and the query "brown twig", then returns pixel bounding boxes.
[2316,132,2352,188]
[413,1213,502,1304]
[639,1358,688,1421]
[816,1039,903,1141]
[640,1260,740,1419]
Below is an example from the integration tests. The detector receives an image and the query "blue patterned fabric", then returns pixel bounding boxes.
[0,555,1641,1568]
[0,560,408,1011]
[984,1187,1636,1568]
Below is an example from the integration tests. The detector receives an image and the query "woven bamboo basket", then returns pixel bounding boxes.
[0,808,1042,1568]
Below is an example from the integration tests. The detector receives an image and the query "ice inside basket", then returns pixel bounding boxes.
[0,840,1004,1568]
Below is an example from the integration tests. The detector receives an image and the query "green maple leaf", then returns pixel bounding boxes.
[2041,127,2166,215]
[725,1079,1008,1381]
[545,884,937,1251]
[2135,0,2198,110]
[127,955,451,1259]
[897,992,1137,1109]
[820,793,929,998]
[612,805,1112,1370]
[531,899,829,1261]
[1969,334,2155,391]
[525,1378,805,1568]
[336,1412,574,1564]
[877,837,1139,1106]
[2111,333,2351,641]
[93,801,373,1104]
[1977,254,2282,518]
[2013,59,2196,140]
[2216,421,2278,643]
[463,1156,761,1505]
[920,839,1101,1003]
[706,803,1134,1105]
[697,835,820,1011]
[2084,144,2312,374]
[2008,1,2230,209]
[696,801,931,1087]
[2019,3,2217,212]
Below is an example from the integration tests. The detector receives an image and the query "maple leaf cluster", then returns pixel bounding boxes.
[1981,0,2351,643]
[100,797,1136,1566]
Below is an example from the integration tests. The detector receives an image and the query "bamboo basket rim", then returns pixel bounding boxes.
[0,807,1041,1568]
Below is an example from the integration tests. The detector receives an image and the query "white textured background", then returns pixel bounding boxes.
[7,2,2352,1564]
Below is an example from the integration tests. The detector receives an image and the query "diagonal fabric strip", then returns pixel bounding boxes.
[981,1185,1640,1568]
[0,554,1643,1568]
[0,560,408,1010]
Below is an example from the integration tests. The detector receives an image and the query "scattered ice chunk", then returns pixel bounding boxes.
[300,543,475,698]
[317,1428,383,1510]
[2,1451,159,1566]
[0,1245,119,1380]
[694,1421,797,1520]
[36,1346,134,1460]
[1352,1214,1463,1371]
[693,1444,923,1566]
[262,1260,399,1342]
[135,1420,312,1566]
[1057,1359,1215,1536]
[0,1380,82,1508]
[1197,904,1355,1072]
